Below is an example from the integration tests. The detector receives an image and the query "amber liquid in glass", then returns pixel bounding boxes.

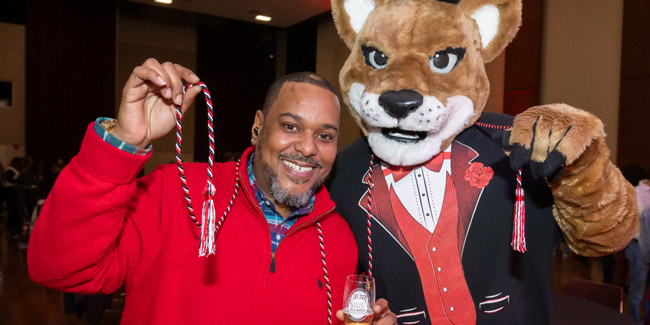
[343,313,372,325]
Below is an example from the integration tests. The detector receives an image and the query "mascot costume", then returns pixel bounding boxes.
[326,0,639,324]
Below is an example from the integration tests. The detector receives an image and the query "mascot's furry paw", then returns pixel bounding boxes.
[501,104,605,182]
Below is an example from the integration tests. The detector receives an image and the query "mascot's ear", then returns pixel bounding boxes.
[332,0,389,49]
[461,0,522,63]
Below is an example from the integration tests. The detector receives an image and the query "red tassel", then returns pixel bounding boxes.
[512,169,526,252]
[199,183,217,257]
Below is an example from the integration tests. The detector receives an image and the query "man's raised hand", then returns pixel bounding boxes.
[111,59,202,149]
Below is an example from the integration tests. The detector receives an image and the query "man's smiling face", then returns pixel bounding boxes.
[252,81,340,209]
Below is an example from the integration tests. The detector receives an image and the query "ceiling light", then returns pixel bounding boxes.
[155,0,172,4]
[255,15,272,22]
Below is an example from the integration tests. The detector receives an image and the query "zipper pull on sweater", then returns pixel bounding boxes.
[270,253,276,273]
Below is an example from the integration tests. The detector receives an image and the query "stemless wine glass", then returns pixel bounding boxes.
[342,275,375,325]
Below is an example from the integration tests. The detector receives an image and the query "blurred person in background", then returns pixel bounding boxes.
[4,157,22,239]
[623,164,650,324]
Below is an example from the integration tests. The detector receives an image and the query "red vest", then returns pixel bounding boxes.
[360,142,483,323]
[389,172,476,324]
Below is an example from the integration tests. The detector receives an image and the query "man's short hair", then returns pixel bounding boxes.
[262,72,337,114]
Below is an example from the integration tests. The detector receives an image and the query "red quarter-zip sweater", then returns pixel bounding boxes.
[28,123,357,324]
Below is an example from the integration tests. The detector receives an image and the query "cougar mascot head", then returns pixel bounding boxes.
[333,0,521,166]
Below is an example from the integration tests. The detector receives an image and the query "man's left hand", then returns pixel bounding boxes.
[335,298,397,324]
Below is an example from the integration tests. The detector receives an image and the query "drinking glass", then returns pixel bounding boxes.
[342,275,375,324]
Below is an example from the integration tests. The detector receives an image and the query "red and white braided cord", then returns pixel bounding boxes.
[175,82,331,320]
[513,169,526,252]
[474,121,510,130]
[475,121,526,252]
[175,82,240,256]
[318,221,332,324]
[366,155,375,277]
[176,93,197,224]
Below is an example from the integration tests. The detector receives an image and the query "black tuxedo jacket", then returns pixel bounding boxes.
[327,113,561,325]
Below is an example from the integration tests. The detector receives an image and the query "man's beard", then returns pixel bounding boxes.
[258,151,325,208]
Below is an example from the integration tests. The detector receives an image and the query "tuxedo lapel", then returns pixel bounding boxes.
[360,164,412,258]
[450,141,482,255]
[360,141,486,259]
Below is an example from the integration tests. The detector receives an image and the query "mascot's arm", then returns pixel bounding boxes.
[550,136,638,256]
[507,104,638,257]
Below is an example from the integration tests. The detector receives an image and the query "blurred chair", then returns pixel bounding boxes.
[564,278,624,313]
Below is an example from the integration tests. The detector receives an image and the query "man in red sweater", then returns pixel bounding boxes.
[28,59,396,324]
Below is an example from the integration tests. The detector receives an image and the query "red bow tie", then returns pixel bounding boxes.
[388,152,451,182]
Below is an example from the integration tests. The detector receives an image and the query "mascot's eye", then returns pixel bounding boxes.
[429,47,466,74]
[361,45,388,69]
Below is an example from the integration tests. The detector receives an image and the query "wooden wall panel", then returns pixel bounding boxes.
[504,0,544,116]
[617,0,650,169]
[196,23,277,162]
[286,17,318,74]
[26,0,116,162]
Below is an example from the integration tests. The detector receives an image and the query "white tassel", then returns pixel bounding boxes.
[199,183,217,257]
[511,186,526,253]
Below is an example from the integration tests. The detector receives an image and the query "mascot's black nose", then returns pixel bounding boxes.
[378,90,423,119]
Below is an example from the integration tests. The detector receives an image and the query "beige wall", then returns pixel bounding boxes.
[0,22,26,167]
[541,0,623,161]
[117,18,197,174]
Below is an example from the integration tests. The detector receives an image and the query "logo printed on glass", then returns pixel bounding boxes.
[345,288,371,321]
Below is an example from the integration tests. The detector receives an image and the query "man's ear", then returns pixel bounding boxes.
[461,0,522,63]
[332,0,389,49]
[251,110,264,144]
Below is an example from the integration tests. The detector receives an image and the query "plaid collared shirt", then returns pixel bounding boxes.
[247,154,314,253]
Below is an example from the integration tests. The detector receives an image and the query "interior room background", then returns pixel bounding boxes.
[0,0,648,175]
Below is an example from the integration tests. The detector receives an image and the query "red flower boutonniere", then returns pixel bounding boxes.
[464,162,494,189]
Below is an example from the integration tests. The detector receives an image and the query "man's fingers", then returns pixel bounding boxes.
[373,298,389,313]
[372,299,397,324]
[128,64,172,102]
[141,58,168,80]
[374,312,398,325]
[175,63,200,84]
[335,310,345,321]
[126,66,162,90]
[175,63,201,110]
[160,62,184,106]
[180,84,203,115]
[141,58,173,100]
[121,66,167,104]
[127,60,200,107]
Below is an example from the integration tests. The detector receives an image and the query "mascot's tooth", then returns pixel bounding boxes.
[389,131,418,140]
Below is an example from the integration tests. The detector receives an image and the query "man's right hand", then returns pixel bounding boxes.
[111,58,203,149]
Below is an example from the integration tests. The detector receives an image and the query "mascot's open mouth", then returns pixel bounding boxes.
[382,128,427,143]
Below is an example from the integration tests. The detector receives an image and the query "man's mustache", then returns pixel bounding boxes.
[279,153,322,169]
